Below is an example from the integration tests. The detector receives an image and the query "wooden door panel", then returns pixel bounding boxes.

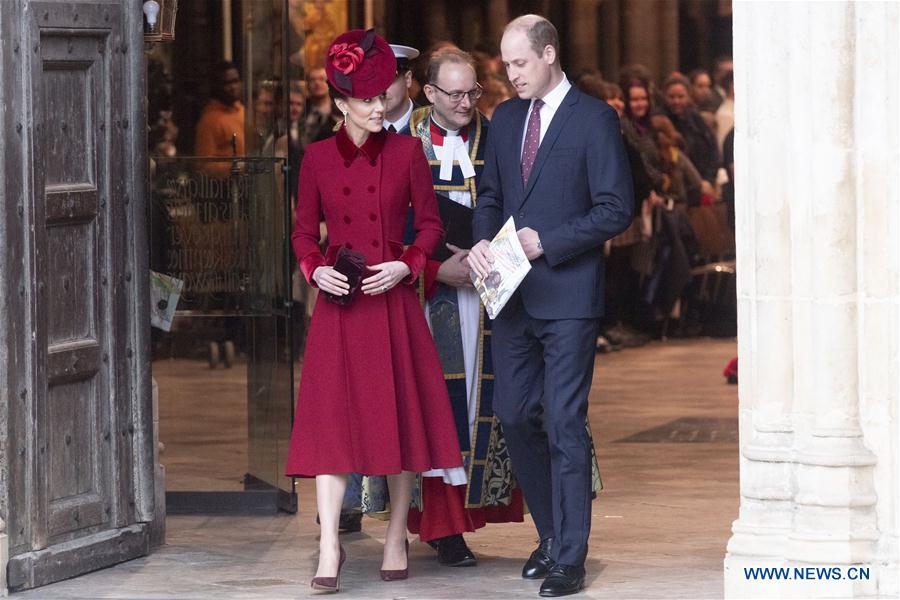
[46,223,98,344]
[3,0,154,590]
[35,26,113,548]
[40,58,97,188]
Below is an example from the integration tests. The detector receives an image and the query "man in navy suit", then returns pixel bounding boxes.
[469,14,633,598]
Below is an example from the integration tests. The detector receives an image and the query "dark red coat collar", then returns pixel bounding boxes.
[335,126,387,163]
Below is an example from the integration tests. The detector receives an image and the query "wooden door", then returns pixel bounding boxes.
[1,0,154,590]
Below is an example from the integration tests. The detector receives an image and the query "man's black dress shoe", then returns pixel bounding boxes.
[522,538,555,579]
[435,534,477,567]
[538,564,586,597]
[338,511,362,533]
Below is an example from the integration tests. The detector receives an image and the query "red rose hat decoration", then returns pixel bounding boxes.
[325,28,396,99]
[329,43,364,75]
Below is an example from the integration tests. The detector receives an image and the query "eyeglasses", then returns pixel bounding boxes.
[429,82,483,104]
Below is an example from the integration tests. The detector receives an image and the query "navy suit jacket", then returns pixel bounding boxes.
[473,85,633,320]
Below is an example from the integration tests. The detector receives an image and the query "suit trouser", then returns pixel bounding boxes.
[491,298,598,567]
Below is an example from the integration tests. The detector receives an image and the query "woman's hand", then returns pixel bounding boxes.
[313,266,349,296]
[362,261,411,295]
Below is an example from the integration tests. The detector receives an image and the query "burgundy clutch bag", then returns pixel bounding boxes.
[322,246,367,306]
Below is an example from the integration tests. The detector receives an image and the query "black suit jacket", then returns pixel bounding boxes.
[473,85,633,320]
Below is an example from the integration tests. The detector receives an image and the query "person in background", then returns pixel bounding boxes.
[710,55,734,108]
[300,67,339,146]
[194,61,244,176]
[476,76,513,118]
[580,77,657,352]
[280,82,305,205]
[662,74,720,187]
[382,44,420,133]
[715,70,734,156]
[652,114,704,208]
[473,40,514,118]
[689,68,719,113]
[251,80,280,155]
[619,63,664,111]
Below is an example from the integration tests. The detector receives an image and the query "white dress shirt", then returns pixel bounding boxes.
[383,98,414,132]
[520,75,572,157]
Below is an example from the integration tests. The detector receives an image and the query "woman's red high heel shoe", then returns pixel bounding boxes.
[311,545,346,593]
[380,539,409,581]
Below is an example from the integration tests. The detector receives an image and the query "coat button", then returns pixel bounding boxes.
[344,160,351,168]
[367,185,375,193]
[343,187,351,195]
[371,240,380,248]
[369,160,377,167]
[519,212,525,218]
[343,215,351,224]
[369,213,377,221]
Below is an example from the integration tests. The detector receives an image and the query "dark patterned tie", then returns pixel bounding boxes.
[521,98,544,184]
[387,124,397,132]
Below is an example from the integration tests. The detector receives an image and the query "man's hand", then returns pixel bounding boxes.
[467,239,493,279]
[517,227,543,260]
[436,244,474,288]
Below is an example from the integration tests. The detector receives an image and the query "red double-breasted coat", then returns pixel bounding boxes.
[285,127,463,477]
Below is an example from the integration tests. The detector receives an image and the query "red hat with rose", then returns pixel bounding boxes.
[325,28,396,99]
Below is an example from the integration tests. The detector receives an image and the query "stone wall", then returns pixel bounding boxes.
[725,2,899,598]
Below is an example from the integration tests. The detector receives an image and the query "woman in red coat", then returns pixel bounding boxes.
[285,29,463,592]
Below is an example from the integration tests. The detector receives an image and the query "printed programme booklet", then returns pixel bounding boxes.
[471,216,532,319]
[150,271,184,332]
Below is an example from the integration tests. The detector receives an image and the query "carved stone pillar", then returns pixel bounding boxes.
[622,0,679,81]
[425,0,449,44]
[725,2,898,597]
[657,0,679,76]
[485,0,509,48]
[598,0,621,83]
[724,0,795,578]
[567,0,599,76]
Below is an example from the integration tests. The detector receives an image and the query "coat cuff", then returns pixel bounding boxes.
[399,245,426,284]
[299,252,326,287]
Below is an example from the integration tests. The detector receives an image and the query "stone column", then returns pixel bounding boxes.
[852,3,899,596]
[724,0,796,580]
[622,0,679,81]
[598,0,621,84]
[425,0,449,44]
[623,0,659,78]
[485,0,509,47]
[657,0,679,77]
[567,0,599,76]
[725,2,899,598]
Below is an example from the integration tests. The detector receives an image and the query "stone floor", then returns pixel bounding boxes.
[15,337,739,599]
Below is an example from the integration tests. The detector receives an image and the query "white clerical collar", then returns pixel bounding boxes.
[535,75,571,112]
[384,98,413,132]
[430,115,461,139]
[431,115,475,181]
